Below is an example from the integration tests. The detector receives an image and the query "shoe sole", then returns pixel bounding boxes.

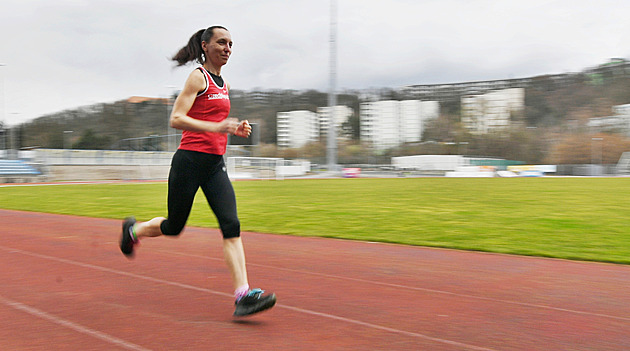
[120,217,136,258]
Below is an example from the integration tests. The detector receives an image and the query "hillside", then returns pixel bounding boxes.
[9,59,630,165]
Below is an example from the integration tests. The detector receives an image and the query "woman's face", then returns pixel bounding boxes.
[203,28,233,67]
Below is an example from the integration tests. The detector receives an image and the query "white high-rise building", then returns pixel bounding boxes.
[361,101,400,150]
[400,100,421,144]
[276,110,319,148]
[461,88,524,134]
[317,105,353,139]
[276,106,354,148]
[360,100,439,150]
[399,101,440,144]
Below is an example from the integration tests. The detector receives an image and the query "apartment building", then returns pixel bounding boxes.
[277,106,355,148]
[316,105,353,139]
[461,88,524,134]
[276,110,319,148]
[360,100,439,150]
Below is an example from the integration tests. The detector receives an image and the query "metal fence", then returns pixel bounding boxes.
[555,164,619,176]
[12,148,629,178]
[29,149,174,166]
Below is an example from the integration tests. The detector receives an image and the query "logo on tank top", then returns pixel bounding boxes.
[208,93,229,100]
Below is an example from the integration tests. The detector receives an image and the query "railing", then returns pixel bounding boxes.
[30,149,174,166]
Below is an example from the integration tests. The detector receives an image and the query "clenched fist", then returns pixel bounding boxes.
[234,120,252,138]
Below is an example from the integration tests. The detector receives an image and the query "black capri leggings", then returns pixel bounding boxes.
[160,149,240,239]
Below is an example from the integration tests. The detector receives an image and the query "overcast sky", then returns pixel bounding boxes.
[1,0,629,125]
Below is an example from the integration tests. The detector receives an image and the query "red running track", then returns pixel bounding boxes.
[1,209,629,350]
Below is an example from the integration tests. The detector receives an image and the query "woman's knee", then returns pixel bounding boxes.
[160,218,186,236]
[220,217,240,239]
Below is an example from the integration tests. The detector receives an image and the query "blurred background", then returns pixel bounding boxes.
[1,0,630,180]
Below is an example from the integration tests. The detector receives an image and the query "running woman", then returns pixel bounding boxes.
[119,26,276,317]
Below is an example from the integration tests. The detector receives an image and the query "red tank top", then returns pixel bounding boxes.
[178,67,231,155]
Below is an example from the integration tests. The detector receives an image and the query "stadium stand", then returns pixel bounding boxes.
[0,159,42,183]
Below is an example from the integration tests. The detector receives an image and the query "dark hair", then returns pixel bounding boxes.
[171,26,228,66]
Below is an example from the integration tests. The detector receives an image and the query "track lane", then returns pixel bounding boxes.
[1,209,629,350]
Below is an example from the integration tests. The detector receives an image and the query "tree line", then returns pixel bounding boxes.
[9,65,630,165]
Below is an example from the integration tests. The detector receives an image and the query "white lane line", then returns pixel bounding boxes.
[279,304,496,351]
[0,295,152,351]
[0,246,231,297]
[154,248,630,323]
[0,245,495,351]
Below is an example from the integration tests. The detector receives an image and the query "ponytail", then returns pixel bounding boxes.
[171,26,228,66]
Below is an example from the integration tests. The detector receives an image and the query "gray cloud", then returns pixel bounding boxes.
[1,0,629,125]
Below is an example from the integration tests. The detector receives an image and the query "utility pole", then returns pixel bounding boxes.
[326,0,338,172]
[64,130,74,149]
[0,64,5,157]
[166,86,177,152]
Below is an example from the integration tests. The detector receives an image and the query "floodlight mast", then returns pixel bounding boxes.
[0,64,5,125]
[0,64,6,153]
[326,0,338,172]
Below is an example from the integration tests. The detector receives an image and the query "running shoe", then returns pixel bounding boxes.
[233,288,277,317]
[120,216,137,258]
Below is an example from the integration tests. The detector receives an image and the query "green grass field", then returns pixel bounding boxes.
[1,177,629,264]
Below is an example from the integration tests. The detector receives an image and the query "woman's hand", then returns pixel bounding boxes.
[234,120,252,138]
[217,118,250,137]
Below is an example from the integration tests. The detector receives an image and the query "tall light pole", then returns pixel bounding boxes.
[165,86,176,152]
[0,64,5,156]
[591,137,603,165]
[8,112,19,159]
[64,130,74,149]
[326,0,338,172]
[0,63,5,122]
[591,137,603,176]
